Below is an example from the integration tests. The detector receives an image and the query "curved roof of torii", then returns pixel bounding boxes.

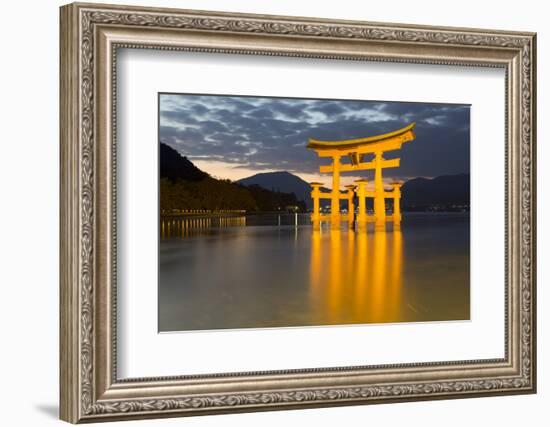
[307,122,416,151]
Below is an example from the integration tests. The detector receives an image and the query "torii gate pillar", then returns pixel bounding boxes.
[391,182,402,230]
[355,179,368,231]
[330,156,341,230]
[345,184,356,230]
[310,182,324,231]
[374,151,387,231]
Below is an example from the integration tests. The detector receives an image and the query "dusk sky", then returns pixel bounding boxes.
[159,93,470,186]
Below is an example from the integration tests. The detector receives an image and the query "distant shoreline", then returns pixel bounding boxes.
[160,209,469,218]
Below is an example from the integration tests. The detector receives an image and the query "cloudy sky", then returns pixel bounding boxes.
[159,93,470,186]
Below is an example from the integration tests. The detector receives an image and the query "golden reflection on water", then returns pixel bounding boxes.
[309,229,404,324]
[159,214,469,331]
[160,216,246,239]
[162,217,406,324]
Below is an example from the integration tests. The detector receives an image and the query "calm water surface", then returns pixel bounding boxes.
[159,213,470,331]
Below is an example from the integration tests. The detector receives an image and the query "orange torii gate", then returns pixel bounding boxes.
[307,123,416,231]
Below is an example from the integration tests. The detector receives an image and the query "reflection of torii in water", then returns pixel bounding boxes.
[307,122,416,231]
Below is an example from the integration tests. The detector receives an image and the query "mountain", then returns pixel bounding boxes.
[159,143,305,213]
[401,174,469,210]
[160,142,208,182]
[237,171,313,208]
[237,171,470,211]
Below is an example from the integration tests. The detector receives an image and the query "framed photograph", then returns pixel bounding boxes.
[60,2,536,423]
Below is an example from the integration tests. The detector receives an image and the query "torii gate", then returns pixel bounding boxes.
[307,122,416,231]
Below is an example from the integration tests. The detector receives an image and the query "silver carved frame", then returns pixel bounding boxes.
[59,2,537,423]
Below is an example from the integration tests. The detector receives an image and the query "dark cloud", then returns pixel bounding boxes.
[159,94,470,179]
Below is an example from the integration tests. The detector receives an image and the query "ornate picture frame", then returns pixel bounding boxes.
[60,2,536,423]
